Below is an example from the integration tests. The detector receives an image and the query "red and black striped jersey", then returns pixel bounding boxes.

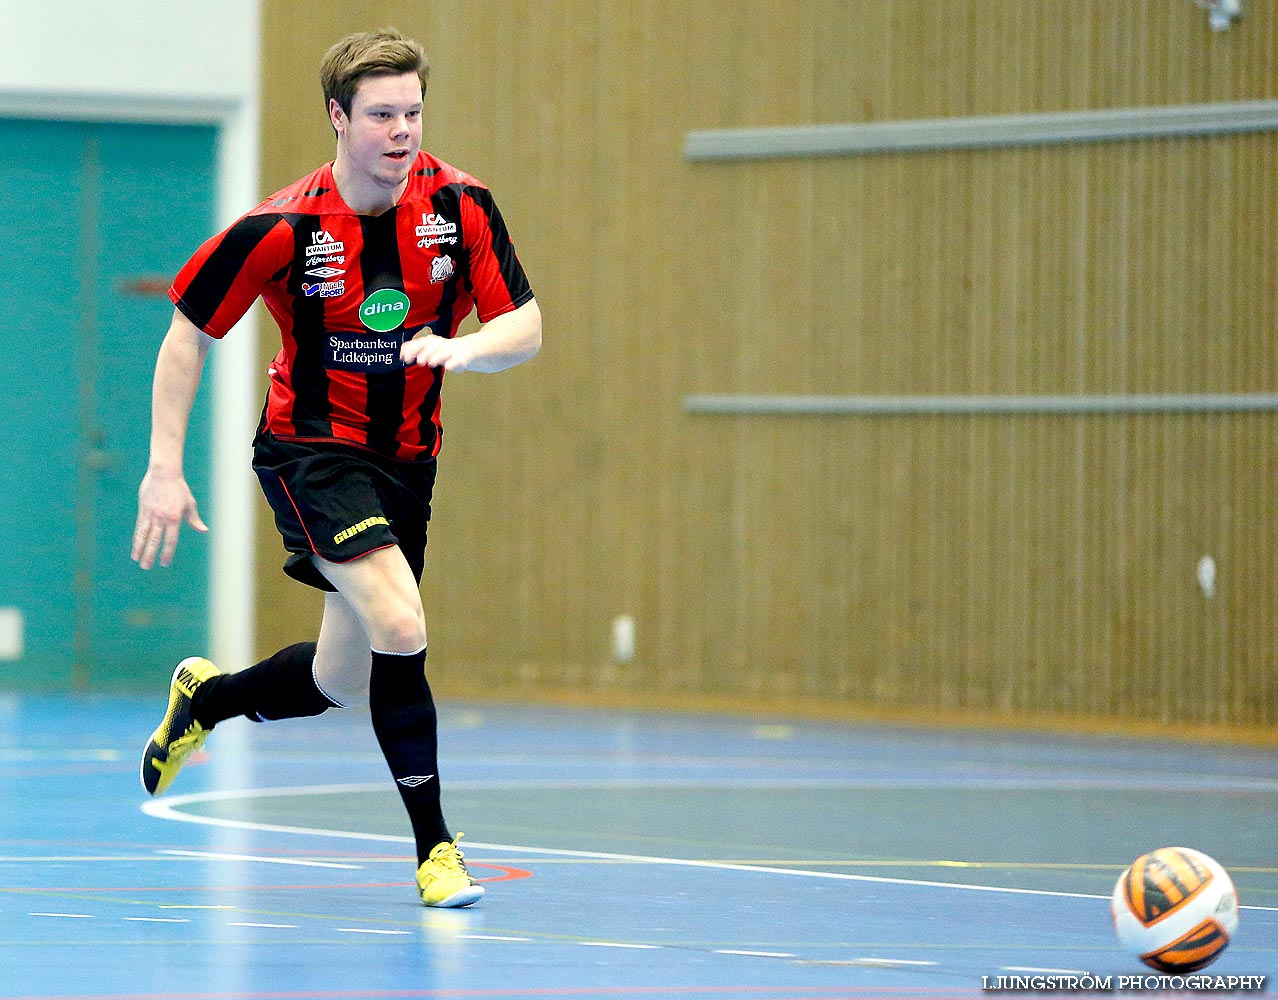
[169,151,534,462]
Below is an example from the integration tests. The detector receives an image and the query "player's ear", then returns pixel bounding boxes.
[329,98,347,135]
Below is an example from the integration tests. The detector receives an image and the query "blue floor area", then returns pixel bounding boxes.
[1,692,1275,999]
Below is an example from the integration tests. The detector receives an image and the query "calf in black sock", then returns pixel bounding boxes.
[368,646,451,865]
[191,642,343,727]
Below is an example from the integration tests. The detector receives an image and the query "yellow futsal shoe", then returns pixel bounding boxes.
[140,656,221,796]
[416,834,485,908]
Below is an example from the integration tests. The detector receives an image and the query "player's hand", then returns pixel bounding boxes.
[400,333,475,372]
[132,468,208,570]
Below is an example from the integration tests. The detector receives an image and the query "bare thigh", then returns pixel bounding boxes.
[313,545,427,654]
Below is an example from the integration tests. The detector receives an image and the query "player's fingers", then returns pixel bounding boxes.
[131,511,151,562]
[426,344,454,368]
[158,521,181,568]
[403,335,445,367]
[187,504,209,533]
[139,519,171,571]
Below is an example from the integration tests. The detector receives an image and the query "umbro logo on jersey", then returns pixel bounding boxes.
[396,775,435,788]
[305,266,345,279]
[306,229,345,258]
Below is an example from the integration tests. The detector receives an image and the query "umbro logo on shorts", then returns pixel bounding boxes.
[396,775,436,788]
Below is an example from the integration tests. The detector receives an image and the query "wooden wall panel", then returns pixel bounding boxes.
[255,1,1278,733]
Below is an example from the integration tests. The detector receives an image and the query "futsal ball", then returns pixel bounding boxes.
[1111,847,1239,973]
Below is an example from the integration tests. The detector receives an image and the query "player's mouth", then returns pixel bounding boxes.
[384,150,411,161]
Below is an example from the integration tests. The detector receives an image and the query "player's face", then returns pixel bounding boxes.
[332,72,423,190]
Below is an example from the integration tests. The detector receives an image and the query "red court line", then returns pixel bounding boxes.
[472,862,532,882]
[0,839,464,862]
[0,863,530,894]
[0,883,410,892]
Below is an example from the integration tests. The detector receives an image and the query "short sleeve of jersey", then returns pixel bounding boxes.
[169,213,293,338]
[460,186,535,323]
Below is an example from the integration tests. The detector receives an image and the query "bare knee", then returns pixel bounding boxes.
[369,604,427,653]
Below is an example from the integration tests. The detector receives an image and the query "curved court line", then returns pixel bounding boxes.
[141,782,1278,911]
[145,773,1278,792]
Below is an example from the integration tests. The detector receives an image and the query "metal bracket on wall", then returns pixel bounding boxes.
[684,100,1278,162]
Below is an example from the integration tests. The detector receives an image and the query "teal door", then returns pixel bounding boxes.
[0,119,217,691]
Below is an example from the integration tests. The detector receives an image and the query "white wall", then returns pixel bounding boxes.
[0,0,255,106]
[0,0,261,673]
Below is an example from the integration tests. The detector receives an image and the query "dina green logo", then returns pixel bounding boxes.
[359,288,410,332]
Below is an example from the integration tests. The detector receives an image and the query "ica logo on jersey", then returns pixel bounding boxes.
[307,227,347,257]
[306,228,346,262]
[416,212,458,249]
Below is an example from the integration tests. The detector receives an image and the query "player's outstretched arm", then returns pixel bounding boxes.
[132,309,216,570]
[401,297,541,374]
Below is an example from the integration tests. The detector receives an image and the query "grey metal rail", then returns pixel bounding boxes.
[685,100,1278,161]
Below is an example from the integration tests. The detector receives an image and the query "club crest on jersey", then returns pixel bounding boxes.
[430,255,455,284]
[306,228,345,259]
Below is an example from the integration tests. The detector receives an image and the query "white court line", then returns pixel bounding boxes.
[459,934,533,942]
[141,782,1278,911]
[139,773,1278,793]
[158,848,362,870]
[580,941,662,949]
[29,912,93,919]
[1004,966,1089,975]
[337,927,410,935]
[124,917,190,923]
[716,949,795,958]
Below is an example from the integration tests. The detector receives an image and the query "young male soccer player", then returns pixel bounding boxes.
[132,28,540,908]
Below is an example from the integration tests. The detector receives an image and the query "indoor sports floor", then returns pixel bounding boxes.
[1,693,1275,999]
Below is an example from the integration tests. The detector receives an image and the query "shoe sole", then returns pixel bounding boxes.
[422,883,485,908]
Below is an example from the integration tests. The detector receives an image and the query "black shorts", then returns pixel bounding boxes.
[252,432,438,592]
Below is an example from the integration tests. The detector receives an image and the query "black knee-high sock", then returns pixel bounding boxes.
[369,646,450,865]
[191,642,343,727]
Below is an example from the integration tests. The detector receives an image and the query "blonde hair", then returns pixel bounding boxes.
[320,28,429,118]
